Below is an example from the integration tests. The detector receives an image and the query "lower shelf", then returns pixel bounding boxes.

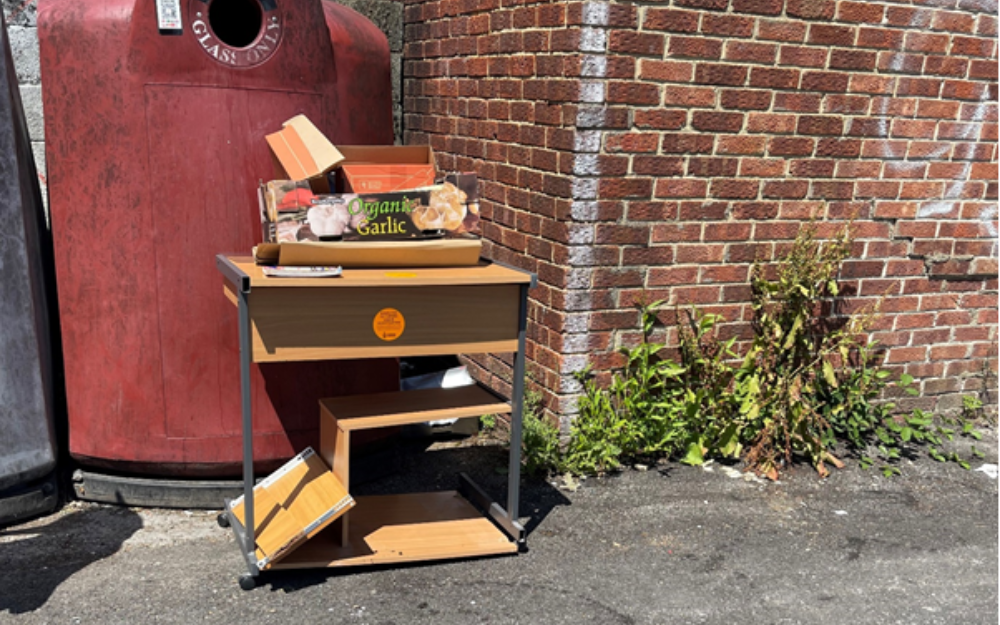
[270,490,518,569]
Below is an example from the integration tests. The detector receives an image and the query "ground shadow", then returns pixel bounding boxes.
[0,506,143,614]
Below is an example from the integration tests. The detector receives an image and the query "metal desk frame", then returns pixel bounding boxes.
[216,255,536,584]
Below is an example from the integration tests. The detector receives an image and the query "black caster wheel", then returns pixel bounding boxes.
[238,573,257,591]
[217,513,230,528]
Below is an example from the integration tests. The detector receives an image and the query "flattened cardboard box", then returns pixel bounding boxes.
[254,237,483,267]
[261,173,480,244]
[229,448,353,570]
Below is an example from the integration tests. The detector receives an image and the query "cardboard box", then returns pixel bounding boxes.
[260,176,481,243]
[333,145,436,193]
[254,237,483,268]
[229,447,353,570]
[266,115,345,191]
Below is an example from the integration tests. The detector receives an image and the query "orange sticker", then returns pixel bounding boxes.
[373,308,405,341]
[384,272,418,279]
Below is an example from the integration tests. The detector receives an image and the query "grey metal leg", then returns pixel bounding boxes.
[238,289,259,577]
[506,284,529,524]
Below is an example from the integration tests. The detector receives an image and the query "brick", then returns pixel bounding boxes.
[755,221,800,240]
[809,24,857,46]
[941,79,993,101]
[891,119,936,138]
[705,223,753,241]
[856,181,901,198]
[624,245,675,265]
[787,0,836,20]
[648,266,700,287]
[750,67,800,89]
[711,179,759,199]
[595,224,650,245]
[779,45,829,68]
[726,41,779,64]
[933,10,976,33]
[670,36,724,60]
[802,71,850,92]
[644,8,701,33]
[816,138,862,158]
[969,59,999,79]
[830,49,877,71]
[775,93,823,113]
[896,78,942,98]
[674,244,727,264]
[696,64,750,86]
[763,180,810,199]
[759,20,807,42]
[791,159,836,177]
[810,181,855,199]
[900,182,946,199]
[679,201,728,220]
[849,74,895,95]
[717,135,768,155]
[655,179,709,198]
[732,202,780,219]
[905,32,950,54]
[769,137,816,156]
[639,60,695,83]
[633,156,686,176]
[675,0,728,9]
[702,14,756,38]
[798,115,845,135]
[951,36,997,57]
[733,0,783,14]
[884,161,928,179]
[836,161,881,178]
[748,113,798,134]
[610,31,665,56]
[633,110,687,130]
[599,178,654,199]
[605,132,660,153]
[721,90,773,110]
[886,6,933,28]
[858,27,905,50]
[838,1,885,23]
[923,56,971,78]
[740,158,787,177]
[607,82,661,105]
[663,86,716,107]
[688,157,739,177]
[661,134,716,154]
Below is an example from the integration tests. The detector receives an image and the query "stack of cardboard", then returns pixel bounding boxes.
[257,116,482,267]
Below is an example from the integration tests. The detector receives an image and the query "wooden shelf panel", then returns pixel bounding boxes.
[270,491,517,569]
[320,384,511,432]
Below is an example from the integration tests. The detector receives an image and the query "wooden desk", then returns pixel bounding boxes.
[216,255,535,587]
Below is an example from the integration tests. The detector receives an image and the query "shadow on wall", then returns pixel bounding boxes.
[0,505,143,614]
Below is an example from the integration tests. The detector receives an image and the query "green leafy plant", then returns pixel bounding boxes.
[562,300,686,474]
[479,413,497,433]
[520,386,563,476]
[516,220,988,480]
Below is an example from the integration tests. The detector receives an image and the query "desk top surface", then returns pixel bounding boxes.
[218,255,535,290]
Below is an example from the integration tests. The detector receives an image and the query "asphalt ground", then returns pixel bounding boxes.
[1,433,997,625]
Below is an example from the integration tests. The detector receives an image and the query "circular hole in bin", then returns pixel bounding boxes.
[208,0,264,49]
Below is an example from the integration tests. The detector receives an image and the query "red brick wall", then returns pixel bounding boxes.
[403,0,998,421]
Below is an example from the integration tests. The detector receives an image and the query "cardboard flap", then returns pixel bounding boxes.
[338,145,434,165]
[266,115,345,180]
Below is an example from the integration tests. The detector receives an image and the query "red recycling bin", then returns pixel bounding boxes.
[39,0,397,477]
